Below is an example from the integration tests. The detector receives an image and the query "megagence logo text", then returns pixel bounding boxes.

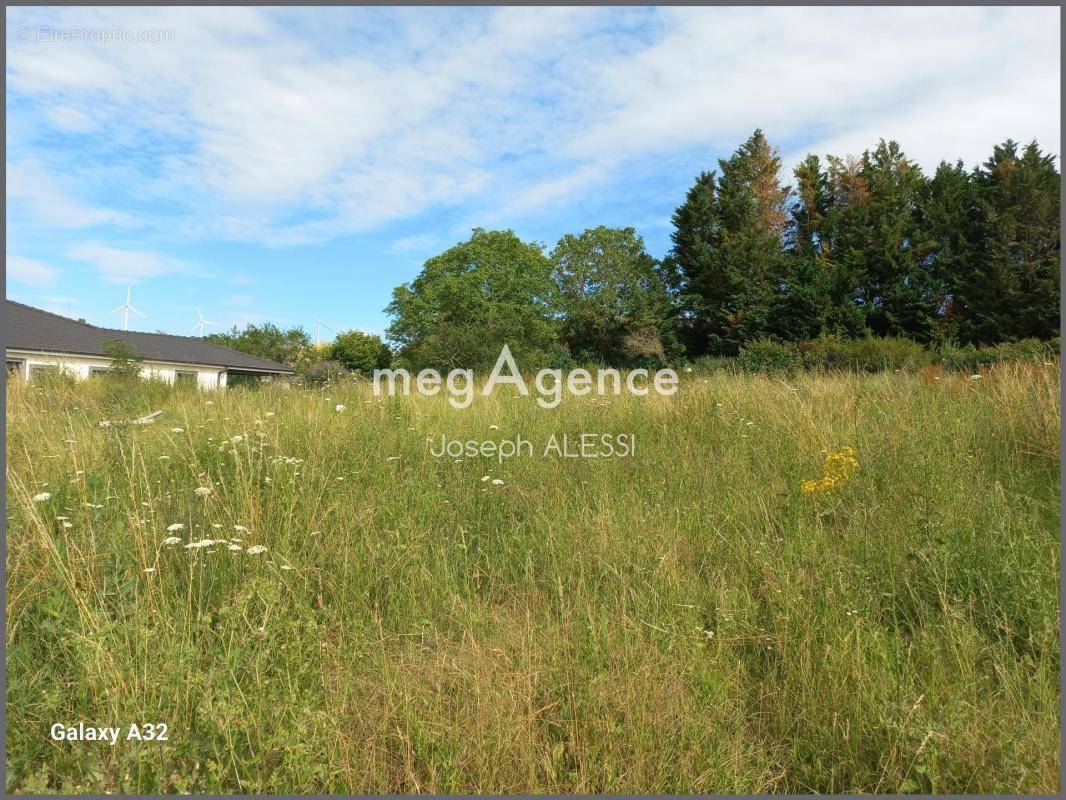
[374,345,678,409]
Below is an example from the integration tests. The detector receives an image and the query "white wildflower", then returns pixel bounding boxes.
[144,567,156,574]
[166,523,184,532]
[33,492,52,502]
[265,411,275,417]
[491,478,505,486]
[163,536,182,545]
[170,427,184,433]
[227,544,242,551]
[488,424,499,430]
[185,539,216,549]
[194,487,212,497]
[61,521,73,529]
[233,525,248,532]
[280,565,293,570]
[480,475,490,482]
[335,404,346,412]
[246,545,268,555]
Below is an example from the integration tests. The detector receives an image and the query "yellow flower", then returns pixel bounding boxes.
[802,446,859,495]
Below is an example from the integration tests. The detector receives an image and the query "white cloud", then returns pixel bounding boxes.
[7,255,60,287]
[7,161,132,229]
[67,242,192,284]
[5,5,1060,246]
[573,7,1060,173]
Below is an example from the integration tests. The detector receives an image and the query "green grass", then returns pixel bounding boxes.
[5,363,1060,793]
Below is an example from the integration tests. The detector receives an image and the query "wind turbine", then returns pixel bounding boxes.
[190,307,218,337]
[110,286,146,331]
[313,308,333,348]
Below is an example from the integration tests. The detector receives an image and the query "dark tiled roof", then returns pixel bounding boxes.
[4,300,293,373]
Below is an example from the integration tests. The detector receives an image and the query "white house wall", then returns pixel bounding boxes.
[6,350,227,389]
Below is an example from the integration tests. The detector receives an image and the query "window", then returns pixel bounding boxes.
[89,367,112,377]
[174,371,198,385]
[6,359,25,376]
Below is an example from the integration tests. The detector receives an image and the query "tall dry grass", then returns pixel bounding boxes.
[5,362,1060,792]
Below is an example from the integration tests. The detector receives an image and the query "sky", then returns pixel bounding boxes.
[5,5,1061,340]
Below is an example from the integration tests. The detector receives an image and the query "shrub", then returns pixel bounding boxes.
[835,339,929,375]
[939,343,996,372]
[691,355,738,374]
[102,339,144,380]
[738,338,801,375]
[939,338,1058,372]
[300,359,349,387]
[330,330,392,377]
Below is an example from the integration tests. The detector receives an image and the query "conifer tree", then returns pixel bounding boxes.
[856,140,941,341]
[921,159,986,342]
[974,140,1061,341]
[664,170,719,355]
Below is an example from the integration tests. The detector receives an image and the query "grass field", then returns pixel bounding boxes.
[5,362,1060,793]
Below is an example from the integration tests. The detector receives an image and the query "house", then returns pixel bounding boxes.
[4,300,293,388]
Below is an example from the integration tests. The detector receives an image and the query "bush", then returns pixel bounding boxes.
[817,336,929,373]
[992,338,1058,364]
[300,359,349,387]
[938,343,996,373]
[330,330,392,377]
[691,355,738,374]
[102,339,144,380]
[738,338,801,375]
[938,338,1058,372]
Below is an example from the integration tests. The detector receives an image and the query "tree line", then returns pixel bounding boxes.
[213,130,1060,375]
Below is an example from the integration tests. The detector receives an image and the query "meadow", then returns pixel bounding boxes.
[5,362,1060,793]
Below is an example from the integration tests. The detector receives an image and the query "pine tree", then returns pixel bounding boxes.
[665,170,719,355]
[974,140,1061,342]
[921,159,986,342]
[856,140,941,341]
[668,130,791,355]
[779,154,867,340]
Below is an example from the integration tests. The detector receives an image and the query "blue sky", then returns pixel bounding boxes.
[6,6,1060,340]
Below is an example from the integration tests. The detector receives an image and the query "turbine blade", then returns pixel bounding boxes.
[190,323,201,334]
[110,305,124,314]
[130,305,147,318]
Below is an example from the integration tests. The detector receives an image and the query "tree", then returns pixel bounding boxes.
[665,170,719,355]
[779,154,868,340]
[207,323,310,366]
[550,226,677,364]
[971,140,1060,342]
[921,159,987,342]
[386,229,560,370]
[102,339,143,380]
[855,140,941,341]
[668,130,791,355]
[330,330,392,376]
